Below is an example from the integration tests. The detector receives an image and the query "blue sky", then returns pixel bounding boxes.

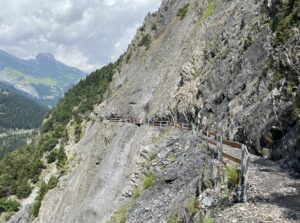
[0,0,161,72]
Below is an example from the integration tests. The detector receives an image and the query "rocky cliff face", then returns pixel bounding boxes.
[100,0,299,168]
[23,0,299,222]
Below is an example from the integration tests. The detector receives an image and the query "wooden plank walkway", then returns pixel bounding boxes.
[95,113,251,202]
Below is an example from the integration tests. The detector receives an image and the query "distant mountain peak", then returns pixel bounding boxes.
[0,49,86,107]
[36,53,56,62]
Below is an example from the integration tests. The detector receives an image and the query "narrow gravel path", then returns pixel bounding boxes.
[216,157,300,223]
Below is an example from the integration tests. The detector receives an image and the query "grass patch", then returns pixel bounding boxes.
[225,165,240,189]
[218,47,230,60]
[177,4,190,20]
[167,216,180,223]
[202,215,214,223]
[142,173,156,189]
[203,6,215,20]
[149,152,157,161]
[110,205,129,223]
[167,153,177,163]
[199,0,216,23]
[108,200,135,223]
[153,128,172,144]
[193,70,201,77]
[5,68,57,86]
[186,199,199,215]
[132,187,141,199]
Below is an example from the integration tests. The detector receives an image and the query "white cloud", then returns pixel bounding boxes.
[0,0,161,72]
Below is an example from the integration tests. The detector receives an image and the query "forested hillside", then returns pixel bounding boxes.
[0,87,47,129]
[0,60,119,217]
[0,130,37,159]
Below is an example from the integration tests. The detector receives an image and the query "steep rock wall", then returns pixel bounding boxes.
[32,0,299,222]
[34,122,159,223]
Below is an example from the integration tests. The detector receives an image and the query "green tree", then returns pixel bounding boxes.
[0,174,13,197]
[57,146,67,169]
[138,34,151,50]
[16,181,32,199]
[177,4,189,19]
[47,150,57,164]
[74,124,82,143]
[31,181,48,217]
[39,133,57,152]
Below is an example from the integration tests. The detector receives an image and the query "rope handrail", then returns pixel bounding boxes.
[94,113,250,202]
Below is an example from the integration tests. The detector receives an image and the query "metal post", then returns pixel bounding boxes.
[241,144,249,202]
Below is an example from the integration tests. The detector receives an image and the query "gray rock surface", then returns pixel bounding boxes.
[99,0,275,153]
[34,122,159,223]
[19,0,300,223]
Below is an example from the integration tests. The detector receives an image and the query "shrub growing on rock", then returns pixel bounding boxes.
[47,176,58,189]
[31,181,48,217]
[177,4,190,20]
[142,173,156,189]
[47,149,57,164]
[16,181,32,199]
[57,146,67,169]
[138,34,151,50]
[0,198,20,214]
[225,165,240,189]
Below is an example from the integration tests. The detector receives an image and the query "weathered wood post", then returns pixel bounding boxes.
[200,129,203,143]
[217,134,223,162]
[241,144,249,202]
[205,129,209,149]
[192,124,196,136]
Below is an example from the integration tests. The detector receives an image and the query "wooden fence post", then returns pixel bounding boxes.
[192,124,196,136]
[200,129,203,143]
[217,134,223,162]
[241,144,249,202]
[205,129,209,149]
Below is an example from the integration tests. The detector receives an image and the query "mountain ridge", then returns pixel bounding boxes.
[0,50,86,107]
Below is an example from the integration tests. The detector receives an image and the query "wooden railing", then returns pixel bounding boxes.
[95,113,250,202]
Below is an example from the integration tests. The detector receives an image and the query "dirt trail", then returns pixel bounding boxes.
[216,157,300,223]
